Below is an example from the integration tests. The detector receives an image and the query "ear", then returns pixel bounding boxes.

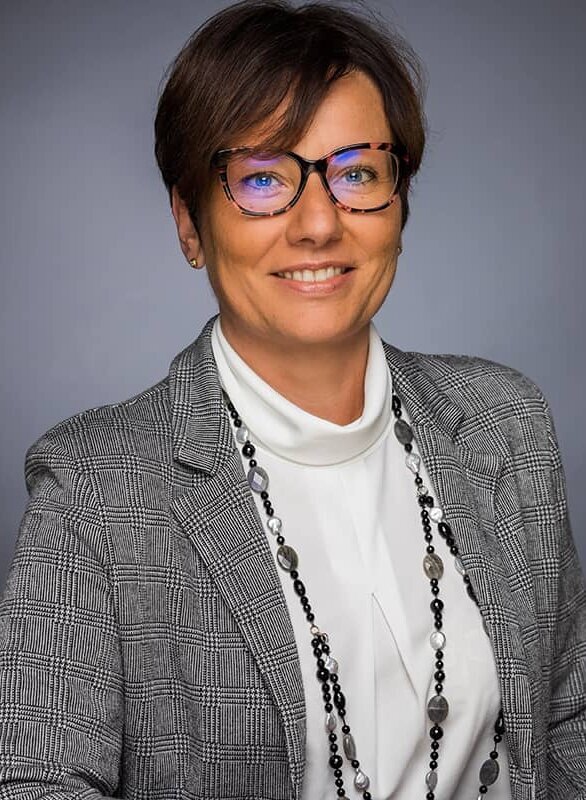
[171,186,206,266]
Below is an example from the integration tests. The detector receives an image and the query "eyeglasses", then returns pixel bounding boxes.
[211,141,409,217]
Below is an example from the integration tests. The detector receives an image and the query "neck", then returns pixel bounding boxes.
[218,317,370,425]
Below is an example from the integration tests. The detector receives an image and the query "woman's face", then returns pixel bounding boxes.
[174,69,403,350]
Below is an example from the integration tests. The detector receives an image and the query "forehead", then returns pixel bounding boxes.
[229,69,392,156]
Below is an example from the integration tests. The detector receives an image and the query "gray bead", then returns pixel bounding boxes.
[479,758,500,786]
[343,733,356,760]
[324,655,339,675]
[427,694,449,724]
[417,484,429,496]
[325,712,337,732]
[394,418,413,444]
[247,465,269,493]
[354,769,370,791]
[429,506,444,523]
[454,556,467,576]
[425,770,438,790]
[405,452,421,474]
[276,545,298,572]
[430,630,446,650]
[423,553,444,580]
[236,425,249,444]
[267,517,282,535]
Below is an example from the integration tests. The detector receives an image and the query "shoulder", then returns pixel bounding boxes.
[396,347,560,455]
[409,349,546,407]
[24,377,172,493]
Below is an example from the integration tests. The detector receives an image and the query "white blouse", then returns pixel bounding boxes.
[211,316,512,800]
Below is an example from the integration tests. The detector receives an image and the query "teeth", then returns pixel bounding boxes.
[276,266,347,282]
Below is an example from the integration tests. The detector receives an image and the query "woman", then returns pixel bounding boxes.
[0,1,584,798]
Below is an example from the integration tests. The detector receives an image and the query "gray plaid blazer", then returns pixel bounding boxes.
[1,314,585,800]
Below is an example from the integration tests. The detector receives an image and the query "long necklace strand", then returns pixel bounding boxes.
[223,388,505,799]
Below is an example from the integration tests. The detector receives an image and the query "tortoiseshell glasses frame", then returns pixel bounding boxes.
[210,141,410,217]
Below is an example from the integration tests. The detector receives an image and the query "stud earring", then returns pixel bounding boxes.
[397,245,403,255]
[189,258,199,269]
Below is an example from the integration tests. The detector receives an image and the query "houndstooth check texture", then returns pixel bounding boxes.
[0,313,584,800]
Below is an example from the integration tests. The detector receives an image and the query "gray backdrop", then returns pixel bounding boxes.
[1,0,585,588]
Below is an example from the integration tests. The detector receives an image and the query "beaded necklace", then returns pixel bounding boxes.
[223,388,505,799]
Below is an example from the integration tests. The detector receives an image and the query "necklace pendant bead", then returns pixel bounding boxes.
[247,465,269,493]
[324,711,337,733]
[479,757,500,786]
[276,544,298,572]
[423,553,444,580]
[267,517,282,535]
[343,733,357,760]
[429,506,444,523]
[405,452,421,473]
[417,484,429,496]
[235,425,249,444]
[354,769,370,791]
[425,769,438,790]
[427,694,449,724]
[430,630,446,650]
[324,655,339,675]
[394,418,413,445]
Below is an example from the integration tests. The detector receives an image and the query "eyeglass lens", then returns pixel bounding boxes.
[226,148,399,213]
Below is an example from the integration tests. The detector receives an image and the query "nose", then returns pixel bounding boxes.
[285,169,343,243]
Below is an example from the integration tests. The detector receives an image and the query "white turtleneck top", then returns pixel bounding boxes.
[211,316,512,800]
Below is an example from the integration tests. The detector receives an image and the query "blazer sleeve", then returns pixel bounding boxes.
[542,397,586,798]
[0,436,124,799]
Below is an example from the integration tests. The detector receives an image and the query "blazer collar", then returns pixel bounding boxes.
[168,314,466,475]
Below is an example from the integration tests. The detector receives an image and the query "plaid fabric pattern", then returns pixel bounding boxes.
[0,313,584,800]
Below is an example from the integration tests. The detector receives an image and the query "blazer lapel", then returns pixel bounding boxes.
[382,342,534,790]
[168,315,306,798]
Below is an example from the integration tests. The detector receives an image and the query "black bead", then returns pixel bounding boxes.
[330,673,339,684]
[329,742,338,753]
[495,713,505,735]
[437,521,451,536]
[342,725,350,734]
[276,535,285,545]
[431,586,439,596]
[317,668,329,682]
[248,459,257,468]
[363,793,372,800]
[242,442,255,457]
[415,475,423,485]
[260,490,269,499]
[328,733,337,743]
[325,703,333,712]
[290,569,298,579]
[293,579,305,597]
[333,769,342,778]
[333,691,346,710]
[430,725,443,740]
[306,612,315,622]
[430,598,444,613]
[429,760,438,769]
[426,793,434,800]
[301,597,309,607]
[425,534,433,543]
[329,754,343,769]
[351,759,360,769]
[479,788,488,795]
[266,508,274,516]
[490,750,498,759]
[426,545,435,554]
[431,741,439,750]
[435,683,443,693]
[335,778,344,788]
[450,545,458,555]
[263,499,272,509]
[434,670,445,682]
[404,443,413,452]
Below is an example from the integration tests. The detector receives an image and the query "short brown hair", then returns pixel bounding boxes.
[154,0,427,232]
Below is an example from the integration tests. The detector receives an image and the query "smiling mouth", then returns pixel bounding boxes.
[274,266,353,283]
